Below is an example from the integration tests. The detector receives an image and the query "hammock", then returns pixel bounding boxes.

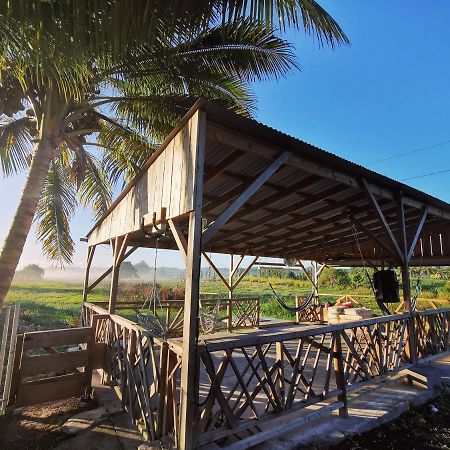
[199,298,223,334]
[136,237,168,337]
[269,282,315,313]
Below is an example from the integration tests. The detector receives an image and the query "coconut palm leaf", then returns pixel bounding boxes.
[0,116,34,176]
[35,159,77,264]
[79,152,113,220]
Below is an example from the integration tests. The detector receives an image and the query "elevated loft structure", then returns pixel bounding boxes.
[81,100,450,450]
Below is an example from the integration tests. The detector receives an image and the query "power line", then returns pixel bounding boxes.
[401,168,450,181]
[368,139,450,165]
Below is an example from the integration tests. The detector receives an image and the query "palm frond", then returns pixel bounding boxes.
[35,159,76,264]
[0,116,34,176]
[96,117,157,184]
[79,153,113,220]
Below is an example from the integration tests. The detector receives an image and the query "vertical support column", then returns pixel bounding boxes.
[276,341,285,407]
[228,253,234,332]
[179,110,206,450]
[312,261,319,305]
[333,330,348,417]
[397,195,417,363]
[109,235,127,314]
[82,245,96,303]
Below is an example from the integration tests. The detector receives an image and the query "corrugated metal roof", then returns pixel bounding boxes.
[86,100,450,266]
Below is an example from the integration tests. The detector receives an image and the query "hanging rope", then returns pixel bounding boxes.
[348,217,392,315]
[137,236,167,336]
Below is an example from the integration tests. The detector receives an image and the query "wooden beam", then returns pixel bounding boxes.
[87,246,137,293]
[296,260,314,286]
[228,254,234,332]
[179,110,206,450]
[169,218,188,264]
[202,152,290,246]
[202,252,231,291]
[348,212,400,261]
[362,179,404,262]
[231,255,245,278]
[407,207,428,263]
[203,150,245,184]
[232,256,259,290]
[82,245,96,302]
[109,234,129,313]
[212,184,352,244]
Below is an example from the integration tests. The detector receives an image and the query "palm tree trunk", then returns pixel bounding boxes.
[0,139,53,308]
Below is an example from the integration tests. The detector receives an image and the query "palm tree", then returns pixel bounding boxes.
[0,1,348,308]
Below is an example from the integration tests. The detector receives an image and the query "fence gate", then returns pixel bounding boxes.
[0,304,20,411]
[7,327,93,407]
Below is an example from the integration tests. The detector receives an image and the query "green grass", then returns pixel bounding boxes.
[5,281,109,330]
[5,276,450,331]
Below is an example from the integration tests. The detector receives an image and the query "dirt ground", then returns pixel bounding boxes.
[326,389,450,450]
[0,397,97,450]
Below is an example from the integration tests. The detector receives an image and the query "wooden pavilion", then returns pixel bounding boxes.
[81,100,450,449]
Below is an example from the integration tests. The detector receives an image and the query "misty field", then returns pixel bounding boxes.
[4,276,450,332]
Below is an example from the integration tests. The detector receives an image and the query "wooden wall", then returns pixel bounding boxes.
[88,112,202,245]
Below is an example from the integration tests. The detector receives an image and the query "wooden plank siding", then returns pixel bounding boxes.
[88,117,199,246]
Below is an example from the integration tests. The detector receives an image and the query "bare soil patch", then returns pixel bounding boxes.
[0,397,97,450]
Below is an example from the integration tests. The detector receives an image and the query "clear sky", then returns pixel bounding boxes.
[1,0,450,270]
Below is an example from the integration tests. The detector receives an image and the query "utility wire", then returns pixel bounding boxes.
[368,139,450,165]
[401,168,450,181]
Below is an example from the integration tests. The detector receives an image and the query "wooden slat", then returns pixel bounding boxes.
[15,373,85,407]
[22,349,89,376]
[23,327,91,350]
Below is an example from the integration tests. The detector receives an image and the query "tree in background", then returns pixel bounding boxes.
[320,267,351,288]
[15,264,44,281]
[349,268,369,289]
[120,262,139,280]
[134,261,152,279]
[0,1,348,308]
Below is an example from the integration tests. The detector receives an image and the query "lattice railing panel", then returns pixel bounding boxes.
[196,330,340,439]
[416,309,450,359]
[339,315,409,387]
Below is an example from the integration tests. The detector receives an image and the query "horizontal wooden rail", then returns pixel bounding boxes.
[81,299,450,449]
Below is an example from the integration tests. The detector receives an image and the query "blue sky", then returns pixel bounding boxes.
[1,0,450,269]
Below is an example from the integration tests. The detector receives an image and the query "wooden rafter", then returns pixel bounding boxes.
[362,179,404,262]
[202,152,290,246]
[202,252,231,291]
[407,207,429,263]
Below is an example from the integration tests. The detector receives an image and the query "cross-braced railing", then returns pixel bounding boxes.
[82,301,450,448]
[415,308,450,359]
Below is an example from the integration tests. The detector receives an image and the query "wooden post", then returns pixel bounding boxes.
[333,330,348,417]
[228,253,234,332]
[397,195,417,363]
[108,235,128,314]
[82,245,96,303]
[312,262,319,305]
[276,342,285,408]
[3,304,20,409]
[179,110,206,450]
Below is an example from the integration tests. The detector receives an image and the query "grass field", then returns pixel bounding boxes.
[4,276,450,332]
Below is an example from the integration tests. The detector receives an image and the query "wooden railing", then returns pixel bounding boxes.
[415,308,450,360]
[182,313,412,446]
[295,293,450,323]
[82,301,176,440]
[84,296,259,335]
[82,301,450,448]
